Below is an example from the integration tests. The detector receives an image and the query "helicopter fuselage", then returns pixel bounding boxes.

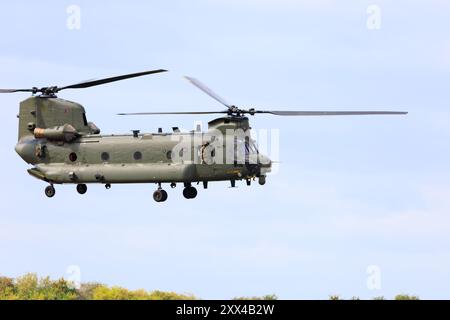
[15,130,271,185]
[13,94,271,200]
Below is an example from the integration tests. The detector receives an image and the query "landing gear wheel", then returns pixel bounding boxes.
[153,189,168,202]
[258,176,266,186]
[76,184,87,194]
[45,185,55,198]
[161,189,168,201]
[183,186,197,199]
[105,183,111,190]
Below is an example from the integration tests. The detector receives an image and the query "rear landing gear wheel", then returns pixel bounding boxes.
[161,189,168,201]
[183,186,197,199]
[45,185,55,198]
[153,189,168,202]
[76,184,87,194]
[105,183,111,189]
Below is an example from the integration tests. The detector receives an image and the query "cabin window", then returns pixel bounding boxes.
[166,150,172,160]
[134,151,142,160]
[69,152,77,162]
[101,152,110,162]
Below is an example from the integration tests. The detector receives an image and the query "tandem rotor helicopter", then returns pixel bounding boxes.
[2,69,407,202]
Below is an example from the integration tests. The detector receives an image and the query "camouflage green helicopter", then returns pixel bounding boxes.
[2,70,407,202]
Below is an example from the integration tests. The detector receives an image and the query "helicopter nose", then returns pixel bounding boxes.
[15,138,37,164]
[258,154,272,170]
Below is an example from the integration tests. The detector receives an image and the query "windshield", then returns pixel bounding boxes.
[244,139,258,154]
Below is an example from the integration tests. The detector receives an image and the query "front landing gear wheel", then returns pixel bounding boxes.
[105,183,111,190]
[45,185,55,198]
[258,176,266,185]
[183,186,197,199]
[153,189,168,202]
[76,184,87,194]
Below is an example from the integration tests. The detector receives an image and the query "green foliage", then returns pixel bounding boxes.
[0,273,77,300]
[0,273,195,300]
[92,286,145,300]
[0,276,15,299]
[0,276,14,290]
[233,294,278,300]
[394,294,420,300]
[148,290,196,300]
[91,286,196,300]
[76,282,103,300]
[0,273,422,300]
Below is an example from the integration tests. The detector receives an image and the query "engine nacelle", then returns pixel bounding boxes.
[34,124,78,142]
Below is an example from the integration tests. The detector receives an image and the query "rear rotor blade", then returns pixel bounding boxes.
[184,76,232,108]
[118,111,229,116]
[58,69,168,91]
[257,110,408,116]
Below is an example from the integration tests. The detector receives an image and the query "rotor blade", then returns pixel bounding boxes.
[184,76,231,108]
[0,88,35,93]
[257,110,408,116]
[58,69,168,91]
[118,111,229,116]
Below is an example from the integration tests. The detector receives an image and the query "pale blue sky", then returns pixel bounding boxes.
[1,0,450,299]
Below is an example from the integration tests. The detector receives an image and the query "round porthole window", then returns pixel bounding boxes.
[134,151,142,160]
[101,152,110,162]
[166,150,172,160]
[69,152,77,162]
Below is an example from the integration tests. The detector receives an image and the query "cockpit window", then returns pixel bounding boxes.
[82,113,88,126]
[249,140,258,153]
[244,139,258,153]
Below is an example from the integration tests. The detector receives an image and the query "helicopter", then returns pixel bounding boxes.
[2,69,407,202]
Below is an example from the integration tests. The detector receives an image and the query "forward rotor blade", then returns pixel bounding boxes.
[118,111,229,116]
[58,69,168,91]
[0,88,35,93]
[257,110,408,116]
[184,76,231,108]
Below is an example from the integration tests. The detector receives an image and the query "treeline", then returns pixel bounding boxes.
[0,273,419,300]
[0,273,195,300]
